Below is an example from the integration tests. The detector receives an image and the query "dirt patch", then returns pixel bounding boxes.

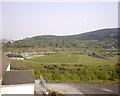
[90,53,107,59]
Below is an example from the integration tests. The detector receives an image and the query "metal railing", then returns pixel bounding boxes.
[39,75,49,95]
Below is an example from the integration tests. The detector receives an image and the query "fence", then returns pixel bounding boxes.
[40,75,49,95]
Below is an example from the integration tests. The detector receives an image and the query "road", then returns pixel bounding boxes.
[35,80,119,95]
[23,60,116,64]
[48,83,119,95]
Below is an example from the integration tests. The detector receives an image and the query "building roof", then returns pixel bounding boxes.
[0,53,11,79]
[2,70,35,85]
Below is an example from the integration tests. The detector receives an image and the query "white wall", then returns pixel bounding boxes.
[1,83,34,95]
[6,64,10,71]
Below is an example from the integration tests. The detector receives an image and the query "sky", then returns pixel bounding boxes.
[2,2,118,40]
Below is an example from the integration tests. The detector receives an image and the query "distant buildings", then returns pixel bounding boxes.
[21,53,29,58]
[0,39,14,44]
[9,57,25,60]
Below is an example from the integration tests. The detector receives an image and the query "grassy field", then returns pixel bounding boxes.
[26,53,117,64]
[109,55,118,61]
[27,53,79,63]
[11,54,119,84]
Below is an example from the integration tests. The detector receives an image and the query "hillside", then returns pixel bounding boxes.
[3,28,119,53]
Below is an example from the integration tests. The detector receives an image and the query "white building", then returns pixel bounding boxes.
[10,57,25,60]
[0,53,35,95]
[21,53,29,58]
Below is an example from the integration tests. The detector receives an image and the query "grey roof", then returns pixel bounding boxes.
[2,70,35,85]
[0,53,11,79]
[21,53,29,57]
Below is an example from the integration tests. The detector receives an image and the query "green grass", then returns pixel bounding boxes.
[11,54,119,84]
[109,55,119,61]
[26,54,79,63]
[11,53,117,71]
[26,53,117,64]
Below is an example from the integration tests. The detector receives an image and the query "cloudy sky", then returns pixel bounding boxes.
[2,2,118,40]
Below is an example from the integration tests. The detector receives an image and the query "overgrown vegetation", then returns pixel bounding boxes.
[47,90,64,96]
[7,53,23,57]
[11,54,119,84]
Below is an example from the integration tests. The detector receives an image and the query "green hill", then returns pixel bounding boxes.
[3,28,119,53]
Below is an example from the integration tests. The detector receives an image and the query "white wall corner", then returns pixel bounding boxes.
[6,64,10,71]
[1,83,34,95]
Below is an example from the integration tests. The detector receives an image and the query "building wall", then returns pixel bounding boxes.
[1,83,34,95]
[0,79,2,96]
[6,64,10,71]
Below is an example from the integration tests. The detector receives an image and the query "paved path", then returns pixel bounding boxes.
[48,83,84,94]
[47,83,118,95]
[34,81,119,95]
[23,60,116,64]
[69,83,119,95]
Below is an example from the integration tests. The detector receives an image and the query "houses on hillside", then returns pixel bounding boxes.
[0,53,35,95]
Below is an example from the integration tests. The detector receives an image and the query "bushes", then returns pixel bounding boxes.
[111,71,119,80]
[97,72,109,80]
[11,62,119,83]
[7,54,23,57]
[116,62,120,78]
[33,68,119,83]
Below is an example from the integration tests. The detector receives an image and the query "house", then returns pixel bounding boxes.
[0,53,35,95]
[21,53,29,59]
[9,57,25,60]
